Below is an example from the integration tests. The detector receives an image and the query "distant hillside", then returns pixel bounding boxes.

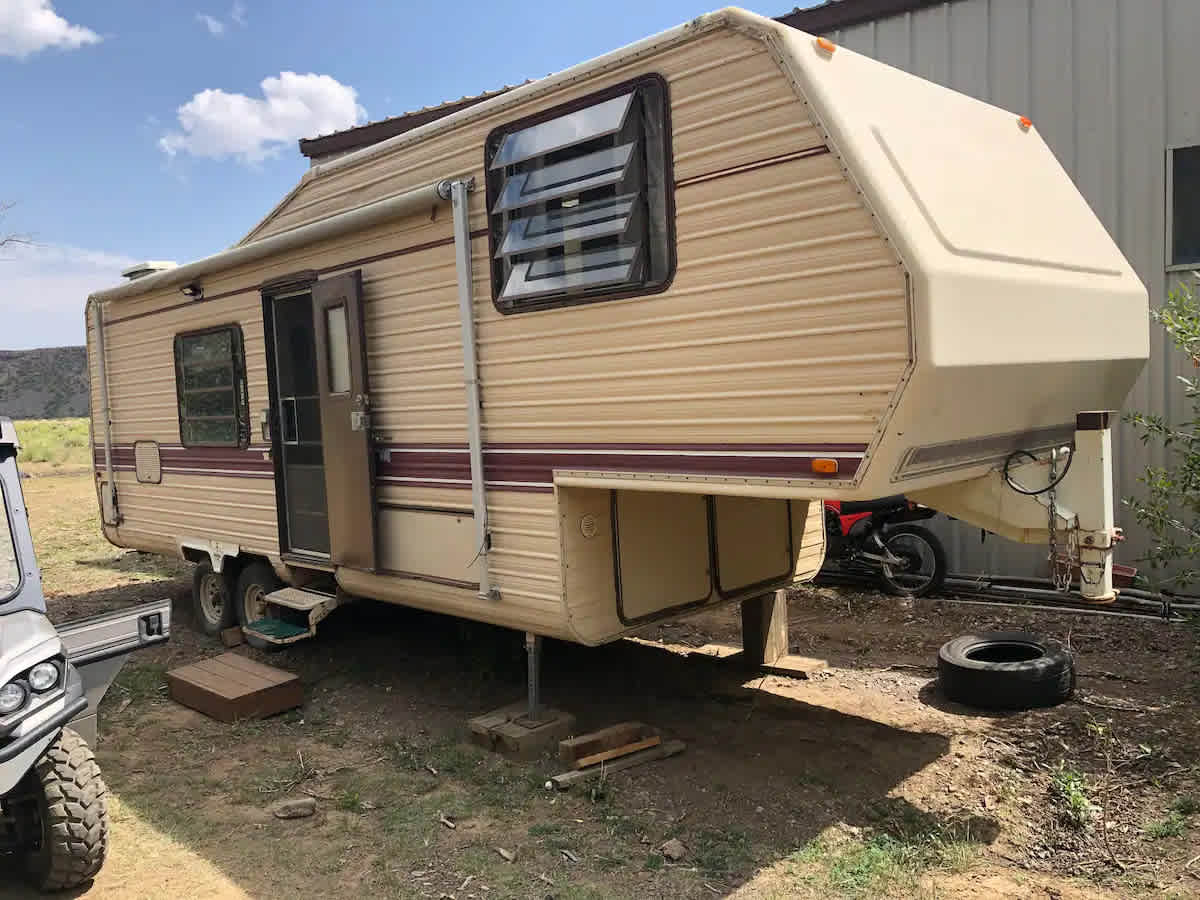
[0,346,88,418]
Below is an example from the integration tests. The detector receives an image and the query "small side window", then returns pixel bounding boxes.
[1170,145,1200,268]
[173,325,250,447]
[486,74,675,313]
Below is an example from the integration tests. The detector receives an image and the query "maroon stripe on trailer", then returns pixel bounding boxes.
[96,444,275,476]
[483,451,860,483]
[97,442,864,483]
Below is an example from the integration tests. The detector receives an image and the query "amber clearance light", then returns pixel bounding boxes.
[816,37,836,55]
[811,458,839,475]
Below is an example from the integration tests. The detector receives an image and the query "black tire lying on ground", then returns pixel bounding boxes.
[937,631,1074,710]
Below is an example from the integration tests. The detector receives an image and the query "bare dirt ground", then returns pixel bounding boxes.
[2,472,1198,898]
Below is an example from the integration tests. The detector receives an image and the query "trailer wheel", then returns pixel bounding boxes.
[21,728,109,892]
[236,561,283,651]
[938,631,1075,710]
[192,560,235,636]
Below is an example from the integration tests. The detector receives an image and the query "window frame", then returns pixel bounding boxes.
[0,476,23,606]
[484,73,677,315]
[173,323,251,449]
[1166,143,1200,272]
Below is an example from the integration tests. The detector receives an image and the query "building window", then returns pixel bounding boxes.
[173,325,249,447]
[485,75,675,313]
[1170,145,1200,268]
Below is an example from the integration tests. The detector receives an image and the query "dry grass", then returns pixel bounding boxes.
[12,417,91,474]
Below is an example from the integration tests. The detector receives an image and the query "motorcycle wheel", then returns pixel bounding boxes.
[878,524,947,598]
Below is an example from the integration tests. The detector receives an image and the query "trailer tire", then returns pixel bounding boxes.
[938,631,1074,710]
[236,561,284,651]
[22,727,109,892]
[192,559,235,637]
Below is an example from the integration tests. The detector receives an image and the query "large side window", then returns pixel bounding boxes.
[485,75,674,313]
[1170,145,1200,268]
[173,325,250,447]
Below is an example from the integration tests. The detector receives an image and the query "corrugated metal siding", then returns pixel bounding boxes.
[828,0,1196,576]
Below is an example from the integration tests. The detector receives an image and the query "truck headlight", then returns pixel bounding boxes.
[28,662,59,693]
[0,681,27,715]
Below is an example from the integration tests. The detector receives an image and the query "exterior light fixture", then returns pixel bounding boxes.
[180,283,204,300]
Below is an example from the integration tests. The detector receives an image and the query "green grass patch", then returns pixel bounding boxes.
[1171,795,1200,817]
[790,831,978,899]
[1144,814,1187,840]
[692,827,754,878]
[13,418,90,469]
[1049,764,1097,830]
[112,661,168,703]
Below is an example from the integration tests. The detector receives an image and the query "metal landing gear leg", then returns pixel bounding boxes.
[525,632,543,722]
[466,631,575,759]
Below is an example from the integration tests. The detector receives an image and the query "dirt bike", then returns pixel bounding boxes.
[0,417,170,891]
[823,496,948,597]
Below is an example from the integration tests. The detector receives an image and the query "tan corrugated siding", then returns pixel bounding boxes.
[476,152,906,445]
[109,474,278,557]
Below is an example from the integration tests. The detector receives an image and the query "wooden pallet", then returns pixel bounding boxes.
[167,653,302,722]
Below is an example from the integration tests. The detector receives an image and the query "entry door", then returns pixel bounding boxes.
[312,270,377,571]
[271,292,330,557]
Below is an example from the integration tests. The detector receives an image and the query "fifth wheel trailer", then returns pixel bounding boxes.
[85,8,1148,652]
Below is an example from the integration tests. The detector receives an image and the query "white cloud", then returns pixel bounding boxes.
[0,243,137,350]
[159,71,366,164]
[230,1,246,27]
[0,0,100,59]
[195,12,224,35]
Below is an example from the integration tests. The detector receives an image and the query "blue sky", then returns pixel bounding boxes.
[0,0,815,349]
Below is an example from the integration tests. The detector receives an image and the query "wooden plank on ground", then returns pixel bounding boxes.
[551,740,686,790]
[574,735,662,770]
[167,652,302,722]
[559,721,651,765]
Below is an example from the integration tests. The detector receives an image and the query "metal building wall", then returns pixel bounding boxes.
[823,0,1199,578]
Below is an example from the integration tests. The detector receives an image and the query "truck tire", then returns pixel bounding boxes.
[938,631,1074,710]
[23,728,109,892]
[235,561,284,651]
[192,559,235,637]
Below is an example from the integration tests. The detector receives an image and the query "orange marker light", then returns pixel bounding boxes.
[816,37,836,54]
[1018,115,1032,130]
[811,458,839,475]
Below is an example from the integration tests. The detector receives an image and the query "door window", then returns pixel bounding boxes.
[325,304,351,394]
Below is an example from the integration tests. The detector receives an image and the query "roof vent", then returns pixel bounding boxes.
[121,260,178,281]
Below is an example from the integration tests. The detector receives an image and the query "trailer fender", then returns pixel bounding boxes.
[178,538,241,573]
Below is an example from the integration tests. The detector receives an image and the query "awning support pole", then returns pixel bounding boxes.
[448,178,496,602]
[89,298,119,525]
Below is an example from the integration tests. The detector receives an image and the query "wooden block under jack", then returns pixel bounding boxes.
[167,652,302,722]
[220,626,244,648]
[468,703,576,760]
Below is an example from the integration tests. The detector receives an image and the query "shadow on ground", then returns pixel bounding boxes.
[0,593,1007,899]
